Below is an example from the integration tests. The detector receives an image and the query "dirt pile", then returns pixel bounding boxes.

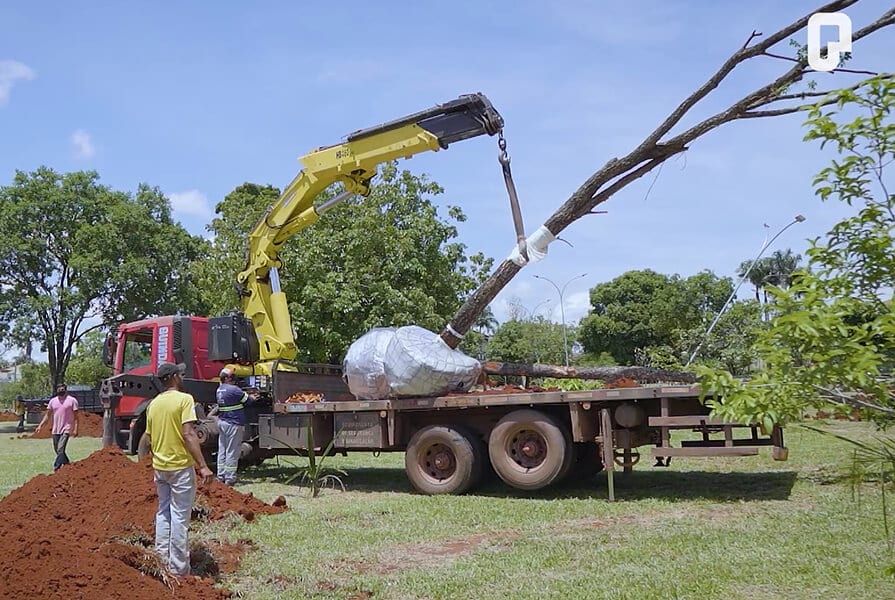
[0,447,287,599]
[28,411,104,438]
[605,377,640,389]
[0,410,20,421]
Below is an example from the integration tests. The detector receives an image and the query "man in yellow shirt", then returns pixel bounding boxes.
[141,362,213,577]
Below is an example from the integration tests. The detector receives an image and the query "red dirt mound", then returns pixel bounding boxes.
[605,377,640,389]
[0,410,20,422]
[28,411,104,438]
[0,446,287,599]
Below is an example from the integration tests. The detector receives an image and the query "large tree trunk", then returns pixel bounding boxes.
[482,361,696,385]
[439,0,894,349]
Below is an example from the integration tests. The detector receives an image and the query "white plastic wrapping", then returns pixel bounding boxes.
[507,225,556,266]
[383,325,482,397]
[344,325,482,399]
[342,327,397,400]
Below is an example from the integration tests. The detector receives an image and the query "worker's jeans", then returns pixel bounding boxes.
[52,433,70,471]
[154,466,196,576]
[217,420,243,485]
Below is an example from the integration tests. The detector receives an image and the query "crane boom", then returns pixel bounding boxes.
[236,93,504,366]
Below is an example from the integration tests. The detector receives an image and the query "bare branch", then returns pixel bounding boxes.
[440,0,895,347]
[762,51,802,64]
[741,30,762,51]
[853,6,895,40]
[761,78,884,104]
[815,385,895,415]
[635,0,857,150]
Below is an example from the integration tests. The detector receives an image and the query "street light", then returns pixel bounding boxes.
[529,298,552,319]
[685,214,806,367]
[533,272,588,367]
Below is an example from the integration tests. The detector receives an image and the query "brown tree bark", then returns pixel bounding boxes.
[441,0,895,348]
[482,361,696,385]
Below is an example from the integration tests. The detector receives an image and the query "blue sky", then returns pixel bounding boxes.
[1,1,892,328]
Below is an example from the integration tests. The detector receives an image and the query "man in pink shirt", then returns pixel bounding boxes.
[36,384,79,471]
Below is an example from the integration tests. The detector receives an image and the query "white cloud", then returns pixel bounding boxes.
[70,129,95,159]
[563,291,591,325]
[168,189,213,219]
[0,59,35,105]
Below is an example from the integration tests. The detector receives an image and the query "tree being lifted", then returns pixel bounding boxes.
[439,0,895,352]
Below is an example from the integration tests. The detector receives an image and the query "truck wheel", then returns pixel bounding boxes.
[405,425,483,495]
[489,409,572,491]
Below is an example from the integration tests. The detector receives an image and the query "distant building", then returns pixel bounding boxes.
[0,364,25,384]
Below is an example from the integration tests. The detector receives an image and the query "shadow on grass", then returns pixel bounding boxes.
[240,461,797,502]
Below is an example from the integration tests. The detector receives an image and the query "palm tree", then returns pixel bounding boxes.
[737,258,771,303]
[473,307,499,336]
[765,249,802,289]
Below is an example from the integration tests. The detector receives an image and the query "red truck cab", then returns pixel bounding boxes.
[102,315,229,451]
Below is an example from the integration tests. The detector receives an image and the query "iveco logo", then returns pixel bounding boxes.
[157,326,170,367]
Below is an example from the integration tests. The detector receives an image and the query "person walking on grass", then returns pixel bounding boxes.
[35,384,79,470]
[215,367,256,485]
[14,394,26,433]
[139,362,213,577]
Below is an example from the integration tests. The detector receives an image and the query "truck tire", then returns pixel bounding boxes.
[405,425,483,495]
[488,409,572,491]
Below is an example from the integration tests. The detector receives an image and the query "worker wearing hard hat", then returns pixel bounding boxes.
[215,368,256,485]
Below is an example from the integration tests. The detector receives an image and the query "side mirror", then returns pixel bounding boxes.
[102,335,117,368]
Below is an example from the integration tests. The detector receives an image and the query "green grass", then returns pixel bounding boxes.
[0,424,102,496]
[0,420,890,599]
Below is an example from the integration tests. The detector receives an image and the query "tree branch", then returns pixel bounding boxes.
[439,0,895,348]
[815,385,895,415]
[762,51,878,75]
[483,361,696,384]
[741,30,762,51]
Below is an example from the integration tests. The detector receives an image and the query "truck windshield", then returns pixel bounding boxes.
[123,330,153,371]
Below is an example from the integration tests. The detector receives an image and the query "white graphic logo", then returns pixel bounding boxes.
[807,12,852,72]
[157,326,169,367]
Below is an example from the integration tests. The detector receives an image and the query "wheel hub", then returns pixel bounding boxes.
[509,430,547,469]
[422,443,456,481]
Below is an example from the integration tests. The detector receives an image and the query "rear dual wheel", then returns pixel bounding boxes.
[405,425,486,495]
[488,409,573,491]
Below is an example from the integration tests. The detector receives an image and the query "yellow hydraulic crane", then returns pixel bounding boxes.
[232,93,504,375]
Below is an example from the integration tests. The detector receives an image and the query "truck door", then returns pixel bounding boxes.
[114,327,156,420]
[119,328,155,376]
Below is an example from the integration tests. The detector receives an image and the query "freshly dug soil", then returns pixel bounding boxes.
[0,410,20,422]
[0,446,287,599]
[604,377,640,389]
[28,411,104,438]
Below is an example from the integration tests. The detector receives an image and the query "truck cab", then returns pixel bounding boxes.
[102,315,229,451]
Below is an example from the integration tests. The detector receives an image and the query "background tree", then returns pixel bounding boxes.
[0,362,51,406]
[0,168,208,385]
[65,330,112,387]
[458,306,499,360]
[487,316,568,365]
[579,270,733,364]
[737,249,802,318]
[195,163,493,363]
[192,182,282,315]
[676,300,764,375]
[701,76,895,429]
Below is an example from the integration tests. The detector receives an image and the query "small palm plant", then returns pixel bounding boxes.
[275,425,347,498]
